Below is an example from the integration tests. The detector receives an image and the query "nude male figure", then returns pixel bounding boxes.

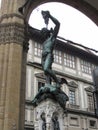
[41,11,60,86]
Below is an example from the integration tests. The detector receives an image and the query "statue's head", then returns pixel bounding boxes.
[40,27,54,40]
[40,27,51,39]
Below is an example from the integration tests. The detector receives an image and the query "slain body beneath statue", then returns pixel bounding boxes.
[32,84,69,112]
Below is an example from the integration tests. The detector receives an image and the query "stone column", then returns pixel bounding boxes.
[0,0,27,130]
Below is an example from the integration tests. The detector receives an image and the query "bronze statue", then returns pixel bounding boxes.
[31,78,69,113]
[28,10,69,112]
[41,11,60,86]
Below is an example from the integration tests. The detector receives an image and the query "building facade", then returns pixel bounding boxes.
[25,36,98,130]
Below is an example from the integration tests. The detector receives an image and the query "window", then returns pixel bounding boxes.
[38,81,45,91]
[87,94,94,111]
[89,120,96,128]
[64,53,76,69]
[81,60,96,74]
[54,50,62,64]
[70,117,79,126]
[69,90,76,104]
[34,42,42,57]
[81,60,91,74]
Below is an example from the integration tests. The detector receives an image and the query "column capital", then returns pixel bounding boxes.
[0,22,25,45]
[0,13,24,24]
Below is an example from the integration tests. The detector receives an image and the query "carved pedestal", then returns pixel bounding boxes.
[34,99,66,130]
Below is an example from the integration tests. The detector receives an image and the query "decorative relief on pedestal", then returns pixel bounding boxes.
[41,113,46,130]
[0,23,25,45]
[34,99,64,130]
[52,112,60,130]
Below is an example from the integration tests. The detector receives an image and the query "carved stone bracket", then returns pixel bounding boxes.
[0,23,25,45]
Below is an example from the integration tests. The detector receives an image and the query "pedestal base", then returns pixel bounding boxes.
[34,99,66,130]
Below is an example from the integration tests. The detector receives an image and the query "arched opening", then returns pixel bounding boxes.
[25,1,98,130]
[24,0,98,26]
[28,2,98,50]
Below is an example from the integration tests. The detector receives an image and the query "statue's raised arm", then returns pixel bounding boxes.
[41,11,60,39]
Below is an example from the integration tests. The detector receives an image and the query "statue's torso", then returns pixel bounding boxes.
[42,36,55,55]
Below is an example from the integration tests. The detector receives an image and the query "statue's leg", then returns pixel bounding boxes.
[31,88,43,105]
[43,54,59,85]
[45,74,51,84]
[55,92,68,113]
[42,54,52,84]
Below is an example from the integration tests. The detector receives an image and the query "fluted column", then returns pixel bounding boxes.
[0,0,27,130]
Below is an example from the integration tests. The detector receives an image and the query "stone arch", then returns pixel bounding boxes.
[24,0,98,26]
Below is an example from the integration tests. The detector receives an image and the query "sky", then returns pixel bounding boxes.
[29,2,98,51]
[0,1,98,51]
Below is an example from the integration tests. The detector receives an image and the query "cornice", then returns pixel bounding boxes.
[68,81,78,88]
[27,61,94,85]
[67,108,96,118]
[28,27,98,64]
[25,99,96,118]
[85,86,94,92]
